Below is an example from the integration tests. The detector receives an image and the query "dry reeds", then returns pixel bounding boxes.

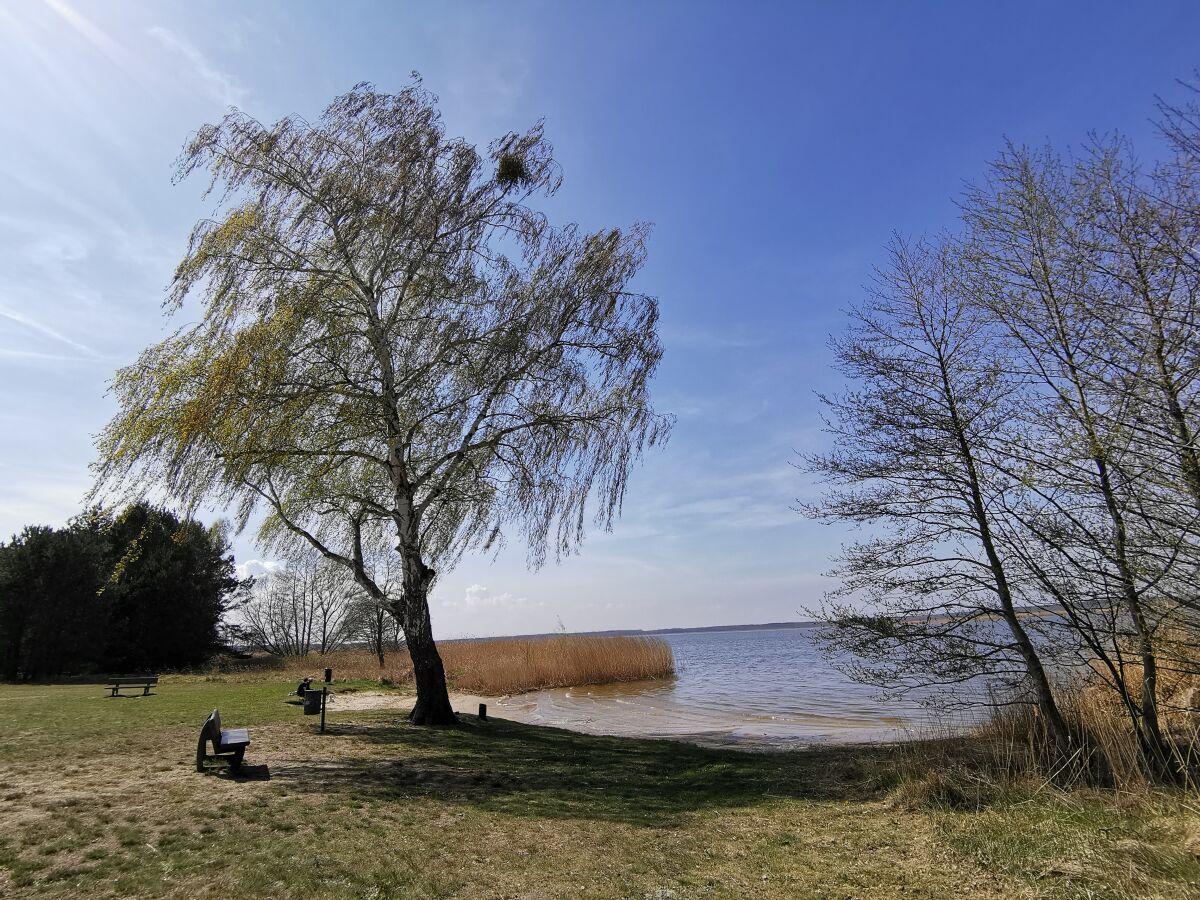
[283,634,675,696]
[973,675,1200,790]
[442,635,676,694]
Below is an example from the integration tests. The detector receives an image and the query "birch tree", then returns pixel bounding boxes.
[91,82,670,724]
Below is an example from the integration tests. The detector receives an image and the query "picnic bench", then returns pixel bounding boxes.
[108,675,158,697]
[195,709,251,772]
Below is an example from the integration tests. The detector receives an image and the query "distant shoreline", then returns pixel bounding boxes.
[596,620,823,637]
[462,620,823,642]
[461,604,1065,643]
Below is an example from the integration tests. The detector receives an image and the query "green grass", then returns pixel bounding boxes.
[0,679,1197,898]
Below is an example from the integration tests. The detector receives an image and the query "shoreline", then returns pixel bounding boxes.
[328,688,929,752]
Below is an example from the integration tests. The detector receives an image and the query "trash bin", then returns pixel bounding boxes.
[303,689,323,715]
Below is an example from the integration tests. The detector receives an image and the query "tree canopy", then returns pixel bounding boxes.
[92,81,671,722]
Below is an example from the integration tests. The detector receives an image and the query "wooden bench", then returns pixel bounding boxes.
[108,675,158,697]
[195,709,251,772]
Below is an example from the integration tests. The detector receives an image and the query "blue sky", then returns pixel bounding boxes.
[2,1,1198,638]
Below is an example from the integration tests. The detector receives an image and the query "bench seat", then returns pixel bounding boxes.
[220,727,250,748]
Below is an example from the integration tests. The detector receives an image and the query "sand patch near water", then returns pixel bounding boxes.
[324,689,501,716]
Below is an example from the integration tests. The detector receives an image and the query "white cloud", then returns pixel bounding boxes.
[0,466,91,537]
[147,25,247,108]
[0,348,101,363]
[666,394,771,425]
[0,304,102,359]
[42,0,140,81]
[236,558,283,580]
[659,325,765,350]
[443,583,542,610]
[440,25,531,128]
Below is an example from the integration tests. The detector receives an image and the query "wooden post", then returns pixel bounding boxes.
[478,703,487,721]
[320,685,328,733]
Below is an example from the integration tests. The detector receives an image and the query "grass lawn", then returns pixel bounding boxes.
[0,678,1198,899]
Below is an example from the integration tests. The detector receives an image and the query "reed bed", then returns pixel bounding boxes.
[283,634,675,696]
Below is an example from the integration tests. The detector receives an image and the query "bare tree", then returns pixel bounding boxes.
[348,548,405,667]
[91,82,670,723]
[353,597,406,668]
[1148,79,1200,649]
[1157,72,1200,177]
[1074,139,1200,515]
[802,236,1071,750]
[240,554,360,657]
[962,143,1188,778]
[807,85,1200,784]
[1075,140,1200,677]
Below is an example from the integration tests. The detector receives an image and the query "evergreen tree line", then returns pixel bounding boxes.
[0,503,246,679]
[807,84,1200,784]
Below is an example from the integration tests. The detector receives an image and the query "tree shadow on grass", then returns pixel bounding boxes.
[278,714,913,828]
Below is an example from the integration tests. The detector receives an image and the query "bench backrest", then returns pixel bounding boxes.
[201,709,221,750]
[112,676,158,685]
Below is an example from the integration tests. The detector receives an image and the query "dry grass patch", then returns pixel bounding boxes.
[286,634,675,695]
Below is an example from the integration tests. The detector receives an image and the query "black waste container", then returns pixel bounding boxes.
[303,689,323,715]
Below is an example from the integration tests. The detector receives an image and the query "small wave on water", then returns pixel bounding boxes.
[481,627,983,750]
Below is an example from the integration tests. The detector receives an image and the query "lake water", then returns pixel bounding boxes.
[482,627,984,749]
